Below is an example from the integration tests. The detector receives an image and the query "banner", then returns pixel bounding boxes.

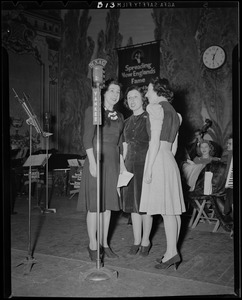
[117,41,160,94]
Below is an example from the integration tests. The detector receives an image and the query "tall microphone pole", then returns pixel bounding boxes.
[80,59,118,281]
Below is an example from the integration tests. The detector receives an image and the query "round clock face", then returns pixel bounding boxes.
[203,46,226,69]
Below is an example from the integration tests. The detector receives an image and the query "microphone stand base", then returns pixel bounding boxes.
[79,266,118,281]
[16,255,37,275]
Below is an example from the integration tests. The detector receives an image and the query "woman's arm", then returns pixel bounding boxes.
[86,148,97,177]
[122,142,128,160]
[83,107,97,177]
[172,133,178,156]
[172,113,182,156]
[119,142,128,174]
[143,104,163,184]
[143,129,161,183]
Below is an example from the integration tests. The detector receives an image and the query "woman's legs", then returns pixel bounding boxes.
[141,214,153,246]
[131,213,142,245]
[176,215,181,243]
[162,215,179,261]
[86,211,97,250]
[100,210,111,248]
[87,210,112,249]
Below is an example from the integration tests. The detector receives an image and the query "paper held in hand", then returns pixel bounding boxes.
[117,171,134,188]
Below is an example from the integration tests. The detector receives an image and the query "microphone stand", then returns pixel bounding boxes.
[12,89,54,274]
[80,60,118,281]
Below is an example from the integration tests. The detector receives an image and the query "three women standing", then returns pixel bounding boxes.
[78,76,185,269]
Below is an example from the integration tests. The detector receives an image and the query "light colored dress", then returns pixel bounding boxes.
[139,102,186,216]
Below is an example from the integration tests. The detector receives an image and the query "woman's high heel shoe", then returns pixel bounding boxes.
[155,256,164,264]
[139,243,151,257]
[87,245,103,262]
[87,246,97,262]
[155,253,181,270]
[128,244,140,255]
[103,247,119,259]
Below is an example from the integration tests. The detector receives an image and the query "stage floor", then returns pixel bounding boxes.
[8,191,237,297]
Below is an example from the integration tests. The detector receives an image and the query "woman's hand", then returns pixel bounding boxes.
[89,162,97,177]
[119,154,127,174]
[187,159,195,165]
[144,167,152,184]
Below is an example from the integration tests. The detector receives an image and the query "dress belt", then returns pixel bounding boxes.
[159,140,172,150]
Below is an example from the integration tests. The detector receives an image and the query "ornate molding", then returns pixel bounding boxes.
[48,50,59,85]
[2,11,42,64]
[2,9,62,64]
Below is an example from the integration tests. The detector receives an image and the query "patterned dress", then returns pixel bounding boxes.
[122,111,149,213]
[77,106,124,212]
[139,102,186,216]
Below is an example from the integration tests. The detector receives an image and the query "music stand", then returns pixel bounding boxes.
[12,89,54,274]
[23,153,48,210]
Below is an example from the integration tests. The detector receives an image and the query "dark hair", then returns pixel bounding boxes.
[101,78,122,99]
[197,139,215,157]
[124,85,148,110]
[228,133,233,140]
[100,78,123,126]
[149,77,174,103]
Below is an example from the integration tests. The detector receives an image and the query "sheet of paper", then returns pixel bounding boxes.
[117,171,134,188]
[68,159,79,167]
[204,171,213,195]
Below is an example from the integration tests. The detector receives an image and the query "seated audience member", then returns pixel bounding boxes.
[191,140,220,165]
[183,140,220,192]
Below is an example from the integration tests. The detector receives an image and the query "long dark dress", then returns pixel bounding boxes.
[122,111,149,213]
[77,106,124,212]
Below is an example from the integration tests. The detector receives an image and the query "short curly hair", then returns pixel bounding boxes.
[101,78,123,99]
[149,77,174,103]
[197,139,215,157]
[123,85,148,110]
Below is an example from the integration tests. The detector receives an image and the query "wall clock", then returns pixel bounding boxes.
[202,45,226,70]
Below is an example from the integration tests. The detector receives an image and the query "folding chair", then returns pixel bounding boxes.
[188,194,220,232]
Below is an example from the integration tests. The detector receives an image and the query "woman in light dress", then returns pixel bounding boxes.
[139,77,186,270]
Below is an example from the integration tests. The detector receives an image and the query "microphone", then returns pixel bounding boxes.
[92,65,103,84]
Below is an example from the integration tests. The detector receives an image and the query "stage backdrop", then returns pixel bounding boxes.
[116,41,160,118]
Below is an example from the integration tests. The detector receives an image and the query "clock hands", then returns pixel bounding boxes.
[203,46,225,69]
[212,48,218,61]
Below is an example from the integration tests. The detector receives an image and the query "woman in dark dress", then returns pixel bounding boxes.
[122,85,153,256]
[77,79,124,261]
